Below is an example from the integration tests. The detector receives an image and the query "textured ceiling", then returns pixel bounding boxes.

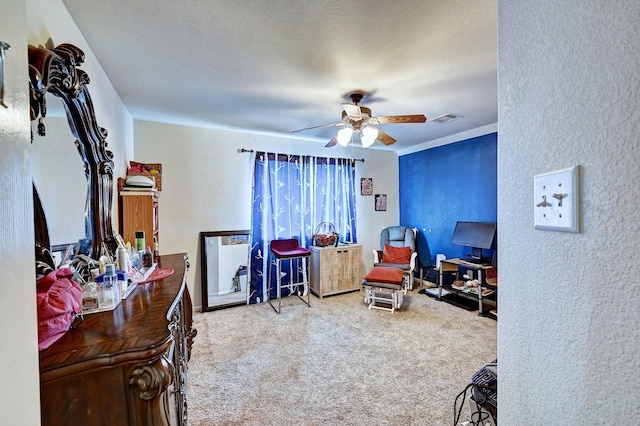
[60,0,497,152]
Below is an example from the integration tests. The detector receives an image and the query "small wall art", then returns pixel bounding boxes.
[361,178,373,196]
[222,234,249,245]
[375,194,387,211]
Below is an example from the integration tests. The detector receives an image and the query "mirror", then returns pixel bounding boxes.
[31,113,86,248]
[200,230,251,311]
[29,42,116,268]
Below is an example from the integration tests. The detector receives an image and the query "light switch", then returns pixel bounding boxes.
[534,166,580,232]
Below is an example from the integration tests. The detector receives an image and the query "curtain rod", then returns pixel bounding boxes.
[237,148,364,163]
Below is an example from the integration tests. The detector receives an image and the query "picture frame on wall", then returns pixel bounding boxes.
[361,178,373,195]
[375,194,387,211]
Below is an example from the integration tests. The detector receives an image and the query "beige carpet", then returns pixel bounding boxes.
[187,288,497,426]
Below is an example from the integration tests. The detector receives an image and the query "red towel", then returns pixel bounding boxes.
[138,267,175,284]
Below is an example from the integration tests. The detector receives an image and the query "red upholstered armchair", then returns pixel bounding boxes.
[373,226,418,291]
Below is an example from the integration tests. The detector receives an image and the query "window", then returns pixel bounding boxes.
[248,152,357,303]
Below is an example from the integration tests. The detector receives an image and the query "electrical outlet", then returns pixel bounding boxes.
[534,165,580,232]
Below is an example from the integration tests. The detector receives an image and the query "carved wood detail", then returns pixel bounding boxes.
[128,357,173,401]
[127,355,174,426]
[28,42,116,262]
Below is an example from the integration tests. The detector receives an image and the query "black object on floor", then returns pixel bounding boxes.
[438,293,478,311]
[421,287,478,311]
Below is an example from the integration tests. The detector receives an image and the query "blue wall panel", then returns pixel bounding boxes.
[399,133,497,267]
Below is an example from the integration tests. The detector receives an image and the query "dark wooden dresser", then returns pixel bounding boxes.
[39,253,197,426]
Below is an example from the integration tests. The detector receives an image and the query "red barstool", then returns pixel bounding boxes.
[268,238,311,313]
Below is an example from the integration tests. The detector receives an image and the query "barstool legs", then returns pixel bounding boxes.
[267,256,310,314]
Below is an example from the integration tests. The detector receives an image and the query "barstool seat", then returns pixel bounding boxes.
[270,239,312,259]
[268,238,311,313]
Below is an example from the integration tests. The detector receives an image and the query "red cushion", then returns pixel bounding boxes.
[381,244,411,264]
[364,266,405,284]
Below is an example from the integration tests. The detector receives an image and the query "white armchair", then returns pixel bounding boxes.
[372,226,418,291]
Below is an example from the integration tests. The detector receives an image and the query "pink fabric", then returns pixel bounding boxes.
[138,267,175,284]
[37,268,83,351]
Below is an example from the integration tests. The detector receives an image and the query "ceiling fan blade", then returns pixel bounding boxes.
[376,129,397,145]
[291,122,345,133]
[325,136,338,148]
[370,114,427,125]
[342,103,362,120]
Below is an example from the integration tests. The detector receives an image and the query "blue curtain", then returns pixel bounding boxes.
[248,152,357,304]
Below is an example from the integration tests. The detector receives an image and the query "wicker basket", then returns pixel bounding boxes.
[313,222,339,247]
[127,161,162,191]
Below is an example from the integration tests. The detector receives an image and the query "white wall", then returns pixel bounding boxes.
[0,1,42,424]
[217,241,248,294]
[134,120,399,309]
[498,1,640,423]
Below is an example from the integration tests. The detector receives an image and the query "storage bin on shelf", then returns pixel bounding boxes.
[127,161,162,191]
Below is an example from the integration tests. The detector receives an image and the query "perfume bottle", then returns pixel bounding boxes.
[116,244,129,272]
[100,263,118,309]
[135,231,145,252]
[142,246,154,268]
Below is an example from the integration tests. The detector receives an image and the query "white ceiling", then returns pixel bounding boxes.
[60,0,497,152]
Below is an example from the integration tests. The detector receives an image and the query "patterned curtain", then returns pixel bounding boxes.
[248,152,357,304]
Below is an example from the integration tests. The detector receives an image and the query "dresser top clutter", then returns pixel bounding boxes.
[39,253,188,370]
[39,253,196,426]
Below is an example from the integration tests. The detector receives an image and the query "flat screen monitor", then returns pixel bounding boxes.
[450,221,497,260]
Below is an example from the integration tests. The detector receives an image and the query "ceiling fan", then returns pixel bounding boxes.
[291,91,427,148]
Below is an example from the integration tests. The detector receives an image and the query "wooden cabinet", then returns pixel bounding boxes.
[39,253,197,426]
[120,191,159,252]
[310,244,362,298]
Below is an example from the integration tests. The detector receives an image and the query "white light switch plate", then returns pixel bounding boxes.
[534,166,580,232]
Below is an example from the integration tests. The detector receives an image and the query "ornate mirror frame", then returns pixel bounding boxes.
[29,43,116,265]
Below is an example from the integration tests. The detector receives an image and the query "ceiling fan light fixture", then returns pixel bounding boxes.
[361,126,378,148]
[291,90,425,149]
[337,127,353,147]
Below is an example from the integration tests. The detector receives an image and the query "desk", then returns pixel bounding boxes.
[437,258,497,318]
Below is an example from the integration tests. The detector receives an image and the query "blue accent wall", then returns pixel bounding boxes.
[399,132,497,267]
